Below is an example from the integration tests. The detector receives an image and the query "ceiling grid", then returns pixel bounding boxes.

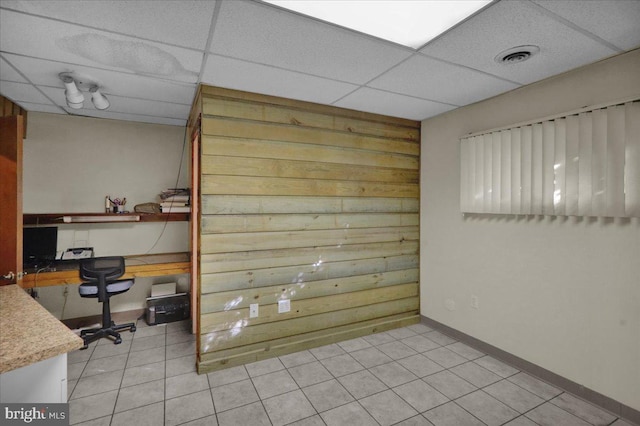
[0,0,638,124]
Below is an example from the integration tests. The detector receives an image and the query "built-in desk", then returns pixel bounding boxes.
[0,284,84,402]
[22,212,191,288]
[21,252,191,288]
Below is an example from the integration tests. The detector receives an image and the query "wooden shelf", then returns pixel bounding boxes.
[21,252,191,288]
[23,212,190,225]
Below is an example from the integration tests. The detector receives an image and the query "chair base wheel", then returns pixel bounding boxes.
[79,321,136,347]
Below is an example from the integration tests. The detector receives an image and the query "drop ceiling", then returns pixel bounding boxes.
[0,0,639,126]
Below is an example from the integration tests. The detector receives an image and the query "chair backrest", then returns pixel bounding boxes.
[79,256,125,283]
[79,257,126,302]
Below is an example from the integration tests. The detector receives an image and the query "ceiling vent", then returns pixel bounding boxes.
[495,45,539,64]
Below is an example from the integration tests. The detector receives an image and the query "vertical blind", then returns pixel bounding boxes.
[460,100,640,217]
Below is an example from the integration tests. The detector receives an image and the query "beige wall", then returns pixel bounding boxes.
[420,49,640,410]
[22,112,190,319]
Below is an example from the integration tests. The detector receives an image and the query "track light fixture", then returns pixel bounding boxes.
[62,75,84,109]
[90,86,110,110]
[59,72,110,111]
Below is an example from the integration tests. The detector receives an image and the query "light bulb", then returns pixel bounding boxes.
[62,75,84,108]
[90,86,110,110]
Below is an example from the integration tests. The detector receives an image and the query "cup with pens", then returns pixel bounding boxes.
[110,197,127,213]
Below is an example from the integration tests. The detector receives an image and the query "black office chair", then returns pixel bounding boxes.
[78,256,136,349]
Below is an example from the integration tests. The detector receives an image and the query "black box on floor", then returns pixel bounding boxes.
[145,292,190,325]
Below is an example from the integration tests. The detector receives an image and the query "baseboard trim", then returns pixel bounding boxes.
[62,308,145,331]
[421,315,640,426]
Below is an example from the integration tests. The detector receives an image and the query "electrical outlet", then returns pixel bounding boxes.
[471,295,479,309]
[249,303,259,318]
[278,299,290,313]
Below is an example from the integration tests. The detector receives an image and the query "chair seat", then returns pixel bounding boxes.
[79,279,134,297]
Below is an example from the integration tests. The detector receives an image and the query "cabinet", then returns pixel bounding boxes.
[0,284,83,402]
[0,354,68,403]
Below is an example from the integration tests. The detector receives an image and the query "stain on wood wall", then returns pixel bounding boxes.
[191,86,421,373]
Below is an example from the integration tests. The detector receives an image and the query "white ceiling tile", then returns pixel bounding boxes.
[202,54,359,105]
[0,10,203,83]
[39,86,190,119]
[0,80,53,104]
[334,87,456,121]
[210,0,412,84]
[14,102,66,115]
[421,0,618,85]
[58,108,187,127]
[102,96,191,120]
[3,53,196,104]
[369,54,520,106]
[37,85,85,110]
[532,0,640,50]
[1,0,635,127]
[1,0,215,50]
[0,56,27,82]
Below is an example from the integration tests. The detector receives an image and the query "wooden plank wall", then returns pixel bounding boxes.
[195,86,421,373]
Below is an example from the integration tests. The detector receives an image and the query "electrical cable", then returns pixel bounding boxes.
[32,266,48,298]
[144,125,189,254]
[60,285,69,320]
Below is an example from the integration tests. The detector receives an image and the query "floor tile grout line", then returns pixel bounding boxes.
[442,399,493,426]
[471,365,624,426]
[211,365,261,417]
[548,392,623,426]
[503,413,542,426]
[386,377,451,418]
[497,388,606,426]
[296,351,406,423]
[470,359,521,380]
[260,334,447,423]
[110,318,139,424]
[73,325,458,424]
[533,390,614,426]
[480,378,546,413]
[206,368,222,426]
[451,364,559,424]
[67,322,628,426]
[261,348,387,423]
[358,398,385,426]
[68,322,134,423]
[162,319,169,426]
[503,372,562,401]
[66,348,90,401]
[293,413,328,426]
[353,331,502,425]
[455,388,521,424]
[446,359,503,388]
[300,371,360,414]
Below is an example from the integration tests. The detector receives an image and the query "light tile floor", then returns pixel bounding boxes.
[67,320,635,426]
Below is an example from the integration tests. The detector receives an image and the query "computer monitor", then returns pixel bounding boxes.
[23,226,58,268]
